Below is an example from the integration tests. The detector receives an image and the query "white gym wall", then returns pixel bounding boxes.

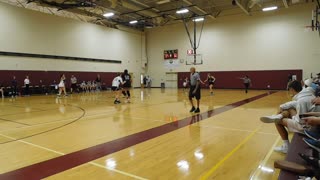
[0,2,146,87]
[146,3,320,87]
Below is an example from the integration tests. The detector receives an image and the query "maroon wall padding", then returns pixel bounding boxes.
[0,70,117,88]
[178,70,302,90]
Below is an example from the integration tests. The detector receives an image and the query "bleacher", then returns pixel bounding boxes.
[0,70,117,97]
[278,133,319,179]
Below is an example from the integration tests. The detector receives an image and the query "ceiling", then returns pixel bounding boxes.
[0,0,313,31]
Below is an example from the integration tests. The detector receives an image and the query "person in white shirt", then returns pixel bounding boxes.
[80,81,87,92]
[112,73,125,104]
[260,80,320,153]
[91,81,97,92]
[57,74,67,97]
[24,76,30,96]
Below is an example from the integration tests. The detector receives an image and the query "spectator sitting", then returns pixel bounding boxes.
[80,81,87,92]
[260,80,320,153]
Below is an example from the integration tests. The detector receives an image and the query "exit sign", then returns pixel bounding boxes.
[187,49,194,55]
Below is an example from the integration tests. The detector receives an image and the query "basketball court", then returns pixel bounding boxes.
[0,0,320,179]
[0,89,288,179]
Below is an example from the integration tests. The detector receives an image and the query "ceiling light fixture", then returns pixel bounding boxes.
[103,12,114,17]
[129,20,138,24]
[262,6,278,11]
[176,8,189,14]
[157,0,170,4]
[193,17,204,22]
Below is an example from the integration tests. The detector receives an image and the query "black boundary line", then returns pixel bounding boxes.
[0,104,86,144]
[0,117,31,126]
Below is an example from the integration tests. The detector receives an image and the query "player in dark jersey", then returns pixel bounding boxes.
[121,69,132,103]
[204,73,216,95]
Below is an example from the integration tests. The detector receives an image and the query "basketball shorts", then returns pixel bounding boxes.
[189,86,201,100]
[111,86,120,91]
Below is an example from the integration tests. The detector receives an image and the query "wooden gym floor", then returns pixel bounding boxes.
[0,88,291,180]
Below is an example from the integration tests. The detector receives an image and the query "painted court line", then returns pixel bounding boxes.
[0,133,65,155]
[197,125,278,136]
[0,118,74,133]
[200,127,260,180]
[0,91,277,180]
[0,133,149,180]
[89,162,149,180]
[249,136,281,180]
[0,117,31,126]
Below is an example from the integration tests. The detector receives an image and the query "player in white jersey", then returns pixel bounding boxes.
[112,73,125,104]
[57,74,67,97]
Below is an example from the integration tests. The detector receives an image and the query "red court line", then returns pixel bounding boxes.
[0,91,277,180]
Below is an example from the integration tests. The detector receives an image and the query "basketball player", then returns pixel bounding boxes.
[0,83,4,98]
[189,67,201,113]
[121,69,132,103]
[239,75,252,93]
[57,74,67,97]
[112,73,125,104]
[204,73,216,95]
[183,77,189,91]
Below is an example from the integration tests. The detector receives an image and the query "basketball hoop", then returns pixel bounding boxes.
[309,5,320,36]
[186,54,203,65]
[179,14,206,63]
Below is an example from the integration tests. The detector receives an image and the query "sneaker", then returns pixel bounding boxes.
[298,153,319,168]
[303,138,320,152]
[304,130,320,141]
[190,106,196,112]
[114,100,121,104]
[260,114,283,123]
[274,144,289,153]
[194,108,200,113]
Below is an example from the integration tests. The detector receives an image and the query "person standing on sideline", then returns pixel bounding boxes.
[189,67,201,113]
[143,76,147,88]
[96,74,102,91]
[112,73,125,104]
[70,75,77,94]
[146,76,152,88]
[24,75,30,96]
[239,75,251,93]
[121,69,132,103]
[0,82,4,98]
[204,73,216,95]
[287,74,293,90]
[11,76,18,97]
